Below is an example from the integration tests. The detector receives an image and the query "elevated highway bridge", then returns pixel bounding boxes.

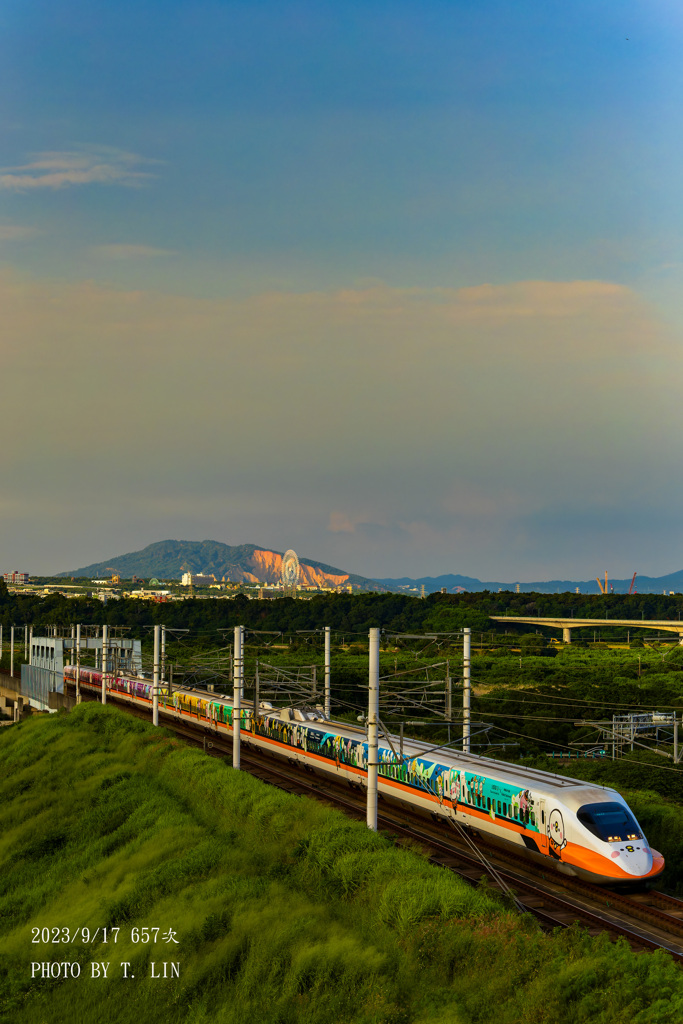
[489,617,683,644]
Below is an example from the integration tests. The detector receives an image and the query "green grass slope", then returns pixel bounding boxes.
[2,706,683,1024]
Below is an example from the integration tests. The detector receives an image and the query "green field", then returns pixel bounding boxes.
[2,705,683,1023]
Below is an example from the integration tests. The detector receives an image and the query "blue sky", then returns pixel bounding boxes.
[1,1,682,579]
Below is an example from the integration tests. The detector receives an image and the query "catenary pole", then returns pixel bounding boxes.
[10,626,14,677]
[367,627,380,831]
[675,713,679,765]
[324,625,331,717]
[161,625,166,696]
[101,624,108,703]
[463,627,471,754]
[233,625,242,769]
[76,623,81,704]
[24,624,28,660]
[153,624,160,727]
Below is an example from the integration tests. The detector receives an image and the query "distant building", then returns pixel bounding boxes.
[181,572,216,587]
[22,633,141,710]
[4,571,29,584]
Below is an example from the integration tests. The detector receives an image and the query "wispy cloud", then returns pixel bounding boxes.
[0,146,156,191]
[328,512,364,534]
[0,224,39,241]
[91,244,177,260]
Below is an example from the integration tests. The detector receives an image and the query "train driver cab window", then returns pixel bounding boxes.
[577,802,642,842]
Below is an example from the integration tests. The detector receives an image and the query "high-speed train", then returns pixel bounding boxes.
[64,665,664,885]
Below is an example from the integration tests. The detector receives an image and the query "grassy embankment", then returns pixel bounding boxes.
[2,706,683,1024]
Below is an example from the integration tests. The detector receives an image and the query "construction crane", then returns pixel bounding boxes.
[106,567,121,584]
[596,571,608,594]
[628,572,637,595]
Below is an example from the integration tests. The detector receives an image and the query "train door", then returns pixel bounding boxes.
[537,799,549,855]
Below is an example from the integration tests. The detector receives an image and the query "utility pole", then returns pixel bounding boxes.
[367,627,380,831]
[101,624,108,703]
[233,625,243,769]
[153,624,160,727]
[463,627,471,754]
[76,623,81,704]
[324,626,331,718]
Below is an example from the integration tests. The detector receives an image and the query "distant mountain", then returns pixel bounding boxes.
[58,541,683,595]
[58,539,387,590]
[377,571,683,595]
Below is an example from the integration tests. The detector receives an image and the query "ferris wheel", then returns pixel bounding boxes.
[281,549,300,590]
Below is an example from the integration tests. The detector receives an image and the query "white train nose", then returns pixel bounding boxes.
[617,846,653,877]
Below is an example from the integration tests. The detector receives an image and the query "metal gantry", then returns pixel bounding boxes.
[575,711,680,762]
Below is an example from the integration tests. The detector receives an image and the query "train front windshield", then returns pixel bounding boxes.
[577,802,642,843]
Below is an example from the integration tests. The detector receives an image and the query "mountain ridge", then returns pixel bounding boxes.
[377,571,683,596]
[57,539,386,589]
[57,540,683,595]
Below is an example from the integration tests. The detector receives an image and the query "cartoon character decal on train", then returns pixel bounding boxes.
[548,808,567,854]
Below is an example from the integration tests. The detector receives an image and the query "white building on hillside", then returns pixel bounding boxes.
[181,572,216,586]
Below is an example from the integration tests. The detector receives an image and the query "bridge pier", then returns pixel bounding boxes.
[563,627,572,644]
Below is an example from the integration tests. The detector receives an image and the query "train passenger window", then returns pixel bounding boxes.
[503,803,507,816]
[486,798,491,810]
[477,796,481,807]
[497,801,501,814]
[530,813,535,825]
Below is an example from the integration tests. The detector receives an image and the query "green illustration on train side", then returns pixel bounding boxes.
[245,704,539,833]
[134,686,541,833]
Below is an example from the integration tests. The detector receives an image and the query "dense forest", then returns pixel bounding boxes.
[2,584,683,639]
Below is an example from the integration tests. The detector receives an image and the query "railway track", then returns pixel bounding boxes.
[72,684,683,961]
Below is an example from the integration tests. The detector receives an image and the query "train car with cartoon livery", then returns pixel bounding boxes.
[64,666,664,886]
